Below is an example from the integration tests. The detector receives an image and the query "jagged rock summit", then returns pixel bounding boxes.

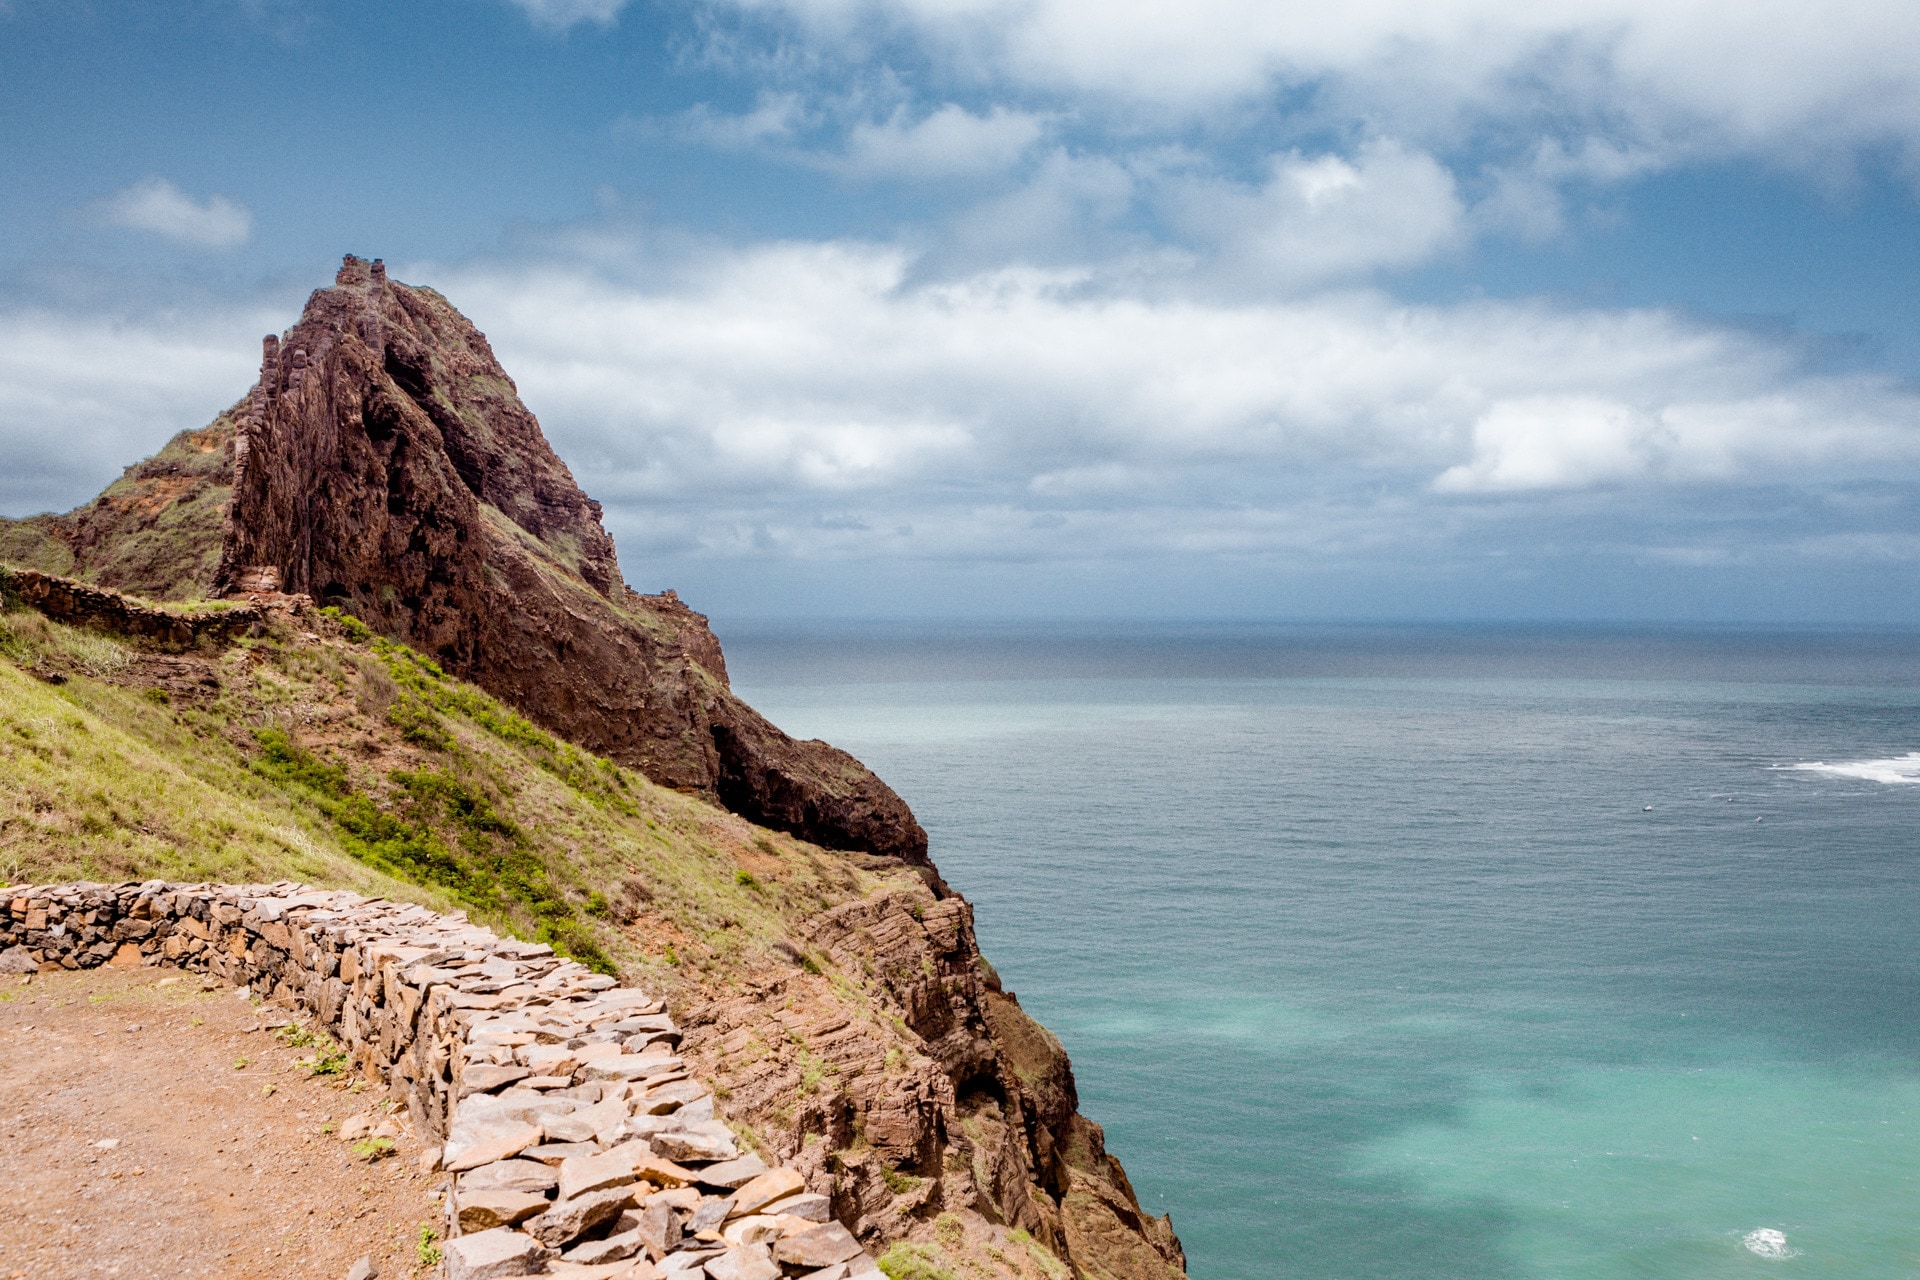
[0,255,926,864]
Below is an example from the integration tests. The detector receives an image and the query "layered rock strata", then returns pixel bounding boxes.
[1,881,877,1280]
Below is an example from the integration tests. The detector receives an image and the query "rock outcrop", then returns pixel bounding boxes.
[0,255,924,864]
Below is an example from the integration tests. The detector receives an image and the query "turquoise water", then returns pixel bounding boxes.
[724,625,1920,1279]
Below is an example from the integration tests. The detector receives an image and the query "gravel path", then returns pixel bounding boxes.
[0,966,442,1280]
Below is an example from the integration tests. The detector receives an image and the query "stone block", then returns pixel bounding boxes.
[443,1226,552,1280]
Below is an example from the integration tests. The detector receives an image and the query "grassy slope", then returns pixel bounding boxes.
[0,599,914,995]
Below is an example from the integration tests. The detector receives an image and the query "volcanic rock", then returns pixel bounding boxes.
[0,255,926,862]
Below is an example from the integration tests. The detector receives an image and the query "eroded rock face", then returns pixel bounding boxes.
[197,255,923,862]
[677,890,1188,1280]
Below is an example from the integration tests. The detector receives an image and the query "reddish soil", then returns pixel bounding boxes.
[0,967,442,1280]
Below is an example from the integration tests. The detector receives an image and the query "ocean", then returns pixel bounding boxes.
[722,623,1920,1280]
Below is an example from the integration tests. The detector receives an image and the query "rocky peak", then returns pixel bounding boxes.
[4,254,927,864]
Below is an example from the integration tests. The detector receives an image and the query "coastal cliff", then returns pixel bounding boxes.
[0,257,1185,1280]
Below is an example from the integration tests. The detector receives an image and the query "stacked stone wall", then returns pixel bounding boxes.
[2,881,877,1280]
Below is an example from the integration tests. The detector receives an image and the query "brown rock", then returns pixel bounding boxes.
[703,1245,781,1280]
[457,1187,552,1231]
[461,1064,532,1097]
[648,1130,736,1164]
[632,1200,680,1260]
[561,1229,644,1266]
[441,1226,551,1280]
[625,1152,696,1188]
[727,1168,804,1218]
[556,1151,636,1202]
[761,1192,830,1223]
[459,1159,562,1195]
[444,1123,544,1172]
[772,1224,863,1270]
[527,1184,638,1248]
[694,1155,769,1190]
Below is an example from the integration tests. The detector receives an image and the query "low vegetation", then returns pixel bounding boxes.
[0,592,910,992]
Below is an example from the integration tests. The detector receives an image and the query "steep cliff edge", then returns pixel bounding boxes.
[0,256,1188,1280]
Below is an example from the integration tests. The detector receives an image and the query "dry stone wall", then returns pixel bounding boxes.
[1,881,880,1280]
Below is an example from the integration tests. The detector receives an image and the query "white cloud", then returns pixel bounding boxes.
[839,104,1047,178]
[1164,141,1465,288]
[95,178,253,249]
[713,0,1920,169]
[649,94,811,149]
[400,240,1920,560]
[0,307,266,514]
[505,0,630,29]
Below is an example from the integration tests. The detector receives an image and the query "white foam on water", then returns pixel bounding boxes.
[1781,752,1920,785]
[1743,1228,1800,1260]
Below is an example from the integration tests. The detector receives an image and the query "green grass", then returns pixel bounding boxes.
[0,601,919,990]
[877,1243,958,1280]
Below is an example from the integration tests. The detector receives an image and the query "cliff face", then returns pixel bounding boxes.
[0,256,1188,1280]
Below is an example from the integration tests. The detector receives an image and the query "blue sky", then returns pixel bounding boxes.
[6,0,1920,623]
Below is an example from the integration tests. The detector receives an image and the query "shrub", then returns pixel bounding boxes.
[877,1243,956,1280]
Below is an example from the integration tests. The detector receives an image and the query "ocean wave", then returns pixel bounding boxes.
[1743,1228,1800,1260]
[1782,752,1920,785]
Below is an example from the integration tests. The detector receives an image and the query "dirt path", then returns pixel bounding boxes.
[0,967,443,1280]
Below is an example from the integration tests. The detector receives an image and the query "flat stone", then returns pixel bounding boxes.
[626,1152,697,1187]
[0,947,37,975]
[580,1055,670,1083]
[721,1216,783,1247]
[557,1150,637,1202]
[621,1115,683,1142]
[523,1142,603,1166]
[575,1041,626,1062]
[773,1224,863,1271]
[637,1081,708,1110]
[527,1184,640,1248]
[462,1064,534,1098]
[561,1228,643,1265]
[545,1097,631,1144]
[445,1123,545,1172]
[460,1159,562,1194]
[458,1187,553,1231]
[632,1199,680,1259]
[649,1130,737,1164]
[522,1044,580,1075]
[344,1258,380,1280]
[687,1196,733,1234]
[704,1244,781,1280]
[728,1168,804,1218]
[796,1267,847,1280]
[762,1193,830,1224]
[643,1186,703,1212]
[694,1155,768,1190]
[442,1226,552,1280]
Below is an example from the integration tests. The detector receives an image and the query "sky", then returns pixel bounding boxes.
[5,0,1920,623]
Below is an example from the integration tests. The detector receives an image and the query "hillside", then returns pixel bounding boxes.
[0,260,1189,1280]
